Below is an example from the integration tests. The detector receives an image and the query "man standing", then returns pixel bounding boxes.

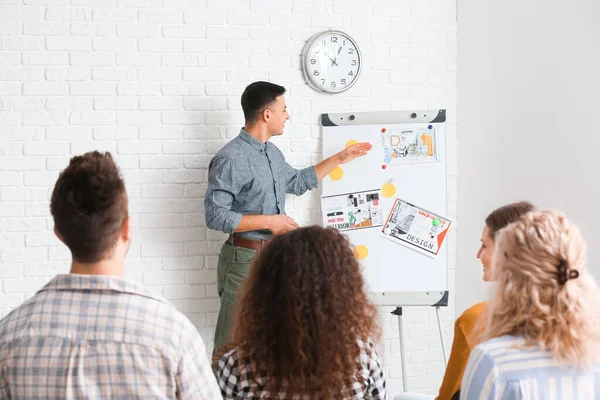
[0,152,221,399]
[205,81,372,351]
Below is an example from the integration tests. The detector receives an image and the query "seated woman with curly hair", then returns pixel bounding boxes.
[461,210,600,399]
[214,226,387,399]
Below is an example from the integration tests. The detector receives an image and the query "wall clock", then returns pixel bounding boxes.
[301,30,362,94]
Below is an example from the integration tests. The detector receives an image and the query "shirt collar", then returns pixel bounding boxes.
[239,128,268,153]
[38,274,173,307]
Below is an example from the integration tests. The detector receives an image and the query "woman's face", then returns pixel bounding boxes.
[476,225,495,282]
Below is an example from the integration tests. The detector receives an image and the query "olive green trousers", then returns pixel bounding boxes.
[213,242,257,353]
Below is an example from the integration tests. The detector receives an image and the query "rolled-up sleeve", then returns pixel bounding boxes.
[284,163,318,196]
[204,156,244,234]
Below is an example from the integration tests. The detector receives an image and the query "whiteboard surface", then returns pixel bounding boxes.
[321,111,448,301]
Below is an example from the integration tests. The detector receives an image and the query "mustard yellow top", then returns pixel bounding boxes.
[435,301,487,400]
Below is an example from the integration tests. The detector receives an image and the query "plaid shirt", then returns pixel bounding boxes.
[215,340,387,399]
[0,274,221,400]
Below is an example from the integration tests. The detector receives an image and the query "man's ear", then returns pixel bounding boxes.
[262,108,271,123]
[121,216,132,243]
[53,226,66,245]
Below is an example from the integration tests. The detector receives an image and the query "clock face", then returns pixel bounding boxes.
[302,30,362,94]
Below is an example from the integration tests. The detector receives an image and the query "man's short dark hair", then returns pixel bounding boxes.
[50,151,128,263]
[241,81,286,124]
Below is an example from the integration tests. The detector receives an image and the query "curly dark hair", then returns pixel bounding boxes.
[50,151,128,263]
[222,226,380,399]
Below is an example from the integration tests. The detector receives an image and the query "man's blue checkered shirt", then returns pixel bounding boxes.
[0,274,221,399]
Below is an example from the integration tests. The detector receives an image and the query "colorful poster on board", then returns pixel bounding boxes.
[381,127,438,166]
[381,198,451,257]
[321,189,384,232]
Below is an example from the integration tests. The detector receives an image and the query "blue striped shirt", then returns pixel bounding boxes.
[461,335,600,400]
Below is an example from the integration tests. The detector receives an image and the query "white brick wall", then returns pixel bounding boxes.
[0,0,457,396]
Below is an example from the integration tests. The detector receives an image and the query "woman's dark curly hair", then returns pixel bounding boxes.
[222,226,380,399]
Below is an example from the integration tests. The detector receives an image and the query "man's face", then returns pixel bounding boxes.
[266,95,290,136]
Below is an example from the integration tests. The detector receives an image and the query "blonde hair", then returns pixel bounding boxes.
[485,210,600,367]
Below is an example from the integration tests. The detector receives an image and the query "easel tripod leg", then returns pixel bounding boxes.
[436,306,448,367]
[394,307,408,393]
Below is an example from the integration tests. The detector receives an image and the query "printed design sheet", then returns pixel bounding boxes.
[322,189,384,232]
[381,198,451,257]
[381,127,438,166]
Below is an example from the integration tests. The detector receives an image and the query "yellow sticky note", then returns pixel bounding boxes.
[382,183,396,198]
[329,166,344,181]
[354,245,369,260]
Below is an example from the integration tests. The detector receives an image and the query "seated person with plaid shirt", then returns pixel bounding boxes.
[214,226,387,399]
[0,152,221,399]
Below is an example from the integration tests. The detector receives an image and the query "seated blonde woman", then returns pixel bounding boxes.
[461,210,600,399]
[436,201,534,400]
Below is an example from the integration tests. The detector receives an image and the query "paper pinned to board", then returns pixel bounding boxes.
[321,189,385,232]
[381,127,438,166]
[381,198,451,258]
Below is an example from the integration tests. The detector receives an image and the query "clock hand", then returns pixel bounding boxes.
[331,46,342,66]
[322,49,336,65]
